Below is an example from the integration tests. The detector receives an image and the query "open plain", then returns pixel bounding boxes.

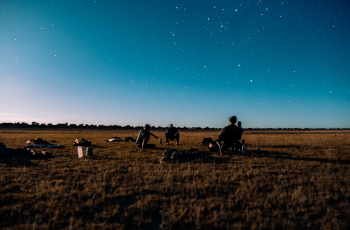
[0,128,349,229]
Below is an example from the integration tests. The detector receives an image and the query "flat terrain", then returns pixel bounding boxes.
[1,128,350,229]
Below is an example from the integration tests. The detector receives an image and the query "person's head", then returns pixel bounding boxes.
[169,124,173,128]
[237,121,242,128]
[144,124,150,131]
[229,116,237,125]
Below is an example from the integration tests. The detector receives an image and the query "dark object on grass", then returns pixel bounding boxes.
[0,145,10,157]
[26,144,61,148]
[9,148,52,158]
[106,137,123,142]
[26,138,50,145]
[25,138,60,148]
[86,148,93,156]
[125,137,136,142]
[200,138,213,145]
[161,148,199,163]
[74,139,91,146]
[208,141,219,152]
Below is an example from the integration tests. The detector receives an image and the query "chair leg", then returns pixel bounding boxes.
[216,141,223,156]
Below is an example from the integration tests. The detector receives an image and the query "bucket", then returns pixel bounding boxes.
[86,148,93,156]
[77,146,83,158]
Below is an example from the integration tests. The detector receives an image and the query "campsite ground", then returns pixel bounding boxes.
[0,128,350,229]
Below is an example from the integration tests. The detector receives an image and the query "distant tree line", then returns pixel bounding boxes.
[0,122,219,130]
[0,122,348,130]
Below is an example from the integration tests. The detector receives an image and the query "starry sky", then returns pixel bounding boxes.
[1,0,349,128]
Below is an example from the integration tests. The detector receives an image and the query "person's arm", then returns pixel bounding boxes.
[218,127,225,140]
[238,128,243,140]
[150,132,158,139]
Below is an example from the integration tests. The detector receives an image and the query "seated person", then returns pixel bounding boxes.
[237,121,243,138]
[136,124,158,149]
[216,116,243,154]
[165,124,179,145]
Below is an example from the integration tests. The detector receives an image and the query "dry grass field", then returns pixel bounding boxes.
[0,128,350,229]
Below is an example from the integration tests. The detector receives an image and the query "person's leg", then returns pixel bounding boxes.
[165,133,169,144]
[167,134,178,145]
[175,133,179,145]
[142,139,149,149]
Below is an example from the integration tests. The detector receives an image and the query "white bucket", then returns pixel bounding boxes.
[78,146,83,158]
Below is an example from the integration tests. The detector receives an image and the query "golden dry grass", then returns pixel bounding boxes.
[0,128,350,229]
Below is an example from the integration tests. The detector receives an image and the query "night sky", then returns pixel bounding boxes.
[1,0,349,128]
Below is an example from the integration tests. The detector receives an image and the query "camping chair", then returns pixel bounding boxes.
[215,140,242,156]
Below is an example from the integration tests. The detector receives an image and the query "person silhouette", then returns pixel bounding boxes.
[165,124,179,145]
[216,116,243,155]
[136,124,158,149]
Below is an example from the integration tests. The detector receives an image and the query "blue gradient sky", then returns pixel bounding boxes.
[1,0,349,128]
